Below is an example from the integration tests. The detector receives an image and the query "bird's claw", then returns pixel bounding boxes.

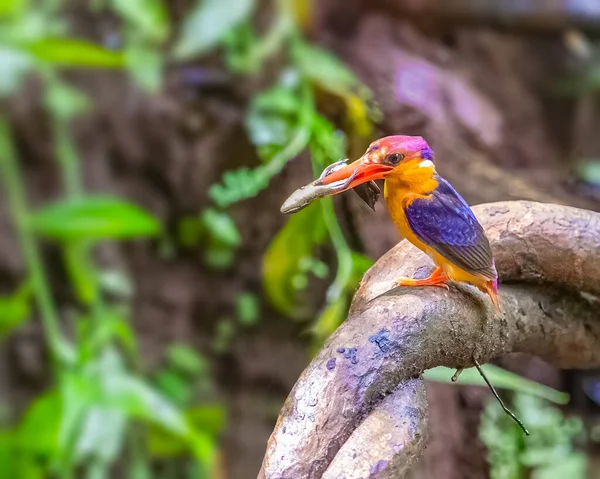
[393,277,450,290]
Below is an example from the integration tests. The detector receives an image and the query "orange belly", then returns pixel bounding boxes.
[389,202,488,290]
[383,181,500,311]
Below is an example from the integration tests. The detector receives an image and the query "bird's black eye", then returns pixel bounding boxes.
[386,152,404,166]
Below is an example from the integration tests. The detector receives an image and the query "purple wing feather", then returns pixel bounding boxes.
[404,176,497,280]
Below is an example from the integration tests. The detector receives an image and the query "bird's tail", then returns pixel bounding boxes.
[484,279,501,313]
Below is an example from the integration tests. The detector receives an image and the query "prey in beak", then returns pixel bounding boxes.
[280,135,430,214]
[280,158,387,214]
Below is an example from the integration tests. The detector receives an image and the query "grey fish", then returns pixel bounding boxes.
[280,159,381,214]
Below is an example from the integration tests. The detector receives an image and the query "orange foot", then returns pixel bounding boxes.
[394,266,450,290]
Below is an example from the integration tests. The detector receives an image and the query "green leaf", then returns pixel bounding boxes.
[0,282,31,338]
[293,41,359,96]
[128,459,152,479]
[262,202,327,317]
[235,292,260,326]
[77,312,137,360]
[310,114,347,169]
[222,12,291,74]
[247,106,296,151]
[44,81,91,120]
[186,404,226,439]
[58,372,94,458]
[203,245,236,270]
[103,373,187,436]
[309,253,372,349]
[98,269,134,299]
[111,0,170,42]
[212,318,235,354]
[424,364,570,405]
[166,345,208,377]
[0,430,45,479]
[63,242,98,305]
[0,0,25,18]
[31,196,161,241]
[0,46,32,96]
[75,407,127,463]
[148,404,225,458]
[174,0,258,59]
[247,113,294,150]
[348,252,374,287]
[177,215,205,248]
[27,38,125,68]
[154,371,192,405]
[246,80,303,153]
[16,392,61,457]
[125,44,163,93]
[532,453,587,479]
[310,294,348,348]
[298,256,328,279]
[200,209,241,248]
[78,348,216,465]
[252,83,301,115]
[208,167,270,207]
[93,351,188,433]
[574,159,600,187]
[296,45,376,138]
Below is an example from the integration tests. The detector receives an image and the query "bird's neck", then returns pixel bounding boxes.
[383,167,439,203]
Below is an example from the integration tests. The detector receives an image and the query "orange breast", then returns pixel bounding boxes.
[384,182,489,289]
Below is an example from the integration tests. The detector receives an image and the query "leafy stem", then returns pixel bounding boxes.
[320,197,353,304]
[209,78,313,207]
[42,69,85,197]
[226,9,293,73]
[264,125,311,180]
[51,115,82,197]
[209,125,310,208]
[261,78,314,177]
[0,117,71,365]
[309,142,353,303]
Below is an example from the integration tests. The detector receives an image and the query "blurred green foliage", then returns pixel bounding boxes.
[175,0,257,59]
[429,365,586,478]
[0,281,31,338]
[481,393,586,479]
[575,159,600,188]
[178,0,380,346]
[0,0,590,476]
[263,202,327,318]
[31,196,162,241]
[177,208,242,270]
[0,0,238,476]
[425,365,570,405]
[209,70,313,208]
[235,292,260,326]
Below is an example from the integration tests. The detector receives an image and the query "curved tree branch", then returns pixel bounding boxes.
[259,201,600,478]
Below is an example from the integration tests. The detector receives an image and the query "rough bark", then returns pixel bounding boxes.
[259,201,600,478]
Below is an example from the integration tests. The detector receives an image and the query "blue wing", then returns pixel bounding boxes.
[404,176,497,280]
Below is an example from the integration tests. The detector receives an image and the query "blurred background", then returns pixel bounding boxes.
[2,0,600,478]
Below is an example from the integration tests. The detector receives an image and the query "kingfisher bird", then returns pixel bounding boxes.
[303,135,500,311]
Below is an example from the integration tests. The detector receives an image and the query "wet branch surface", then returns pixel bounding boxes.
[259,201,600,478]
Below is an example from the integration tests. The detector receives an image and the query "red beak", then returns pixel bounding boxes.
[320,158,394,192]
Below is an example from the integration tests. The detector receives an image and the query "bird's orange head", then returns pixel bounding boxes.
[319,135,436,193]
